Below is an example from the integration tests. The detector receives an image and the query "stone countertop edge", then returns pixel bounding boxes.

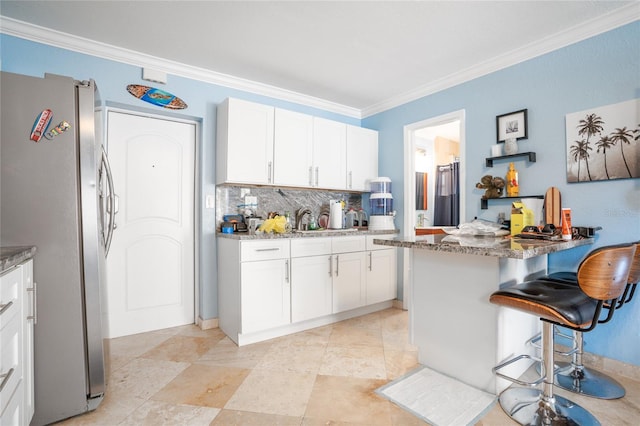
[217,229,400,240]
[372,236,594,260]
[1,246,37,272]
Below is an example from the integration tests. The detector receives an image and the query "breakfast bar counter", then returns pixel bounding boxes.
[373,234,593,394]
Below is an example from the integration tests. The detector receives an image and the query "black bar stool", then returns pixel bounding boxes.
[541,241,640,399]
[489,243,636,425]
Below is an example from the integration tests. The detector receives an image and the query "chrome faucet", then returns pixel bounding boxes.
[295,207,312,230]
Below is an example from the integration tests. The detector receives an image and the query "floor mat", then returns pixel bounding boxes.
[376,366,497,426]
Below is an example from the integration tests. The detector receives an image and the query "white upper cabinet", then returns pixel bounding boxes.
[346,125,378,191]
[217,98,378,191]
[313,117,347,189]
[273,108,313,187]
[217,98,275,185]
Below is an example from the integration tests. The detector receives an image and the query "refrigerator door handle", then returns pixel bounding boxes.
[101,147,117,256]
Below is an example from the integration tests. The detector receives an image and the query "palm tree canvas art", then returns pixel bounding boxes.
[565,98,639,182]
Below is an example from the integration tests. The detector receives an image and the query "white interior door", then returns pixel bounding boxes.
[105,111,195,338]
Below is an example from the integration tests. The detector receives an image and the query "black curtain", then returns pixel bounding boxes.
[433,162,459,226]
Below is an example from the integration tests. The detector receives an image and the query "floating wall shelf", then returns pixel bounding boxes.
[481,195,544,209]
[486,152,536,167]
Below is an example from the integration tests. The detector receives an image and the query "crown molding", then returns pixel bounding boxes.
[2,4,638,121]
[0,16,362,119]
[361,4,640,118]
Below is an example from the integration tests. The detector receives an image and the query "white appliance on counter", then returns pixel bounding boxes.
[0,72,116,425]
[368,177,396,230]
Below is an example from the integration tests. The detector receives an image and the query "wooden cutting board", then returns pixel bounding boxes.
[544,187,562,227]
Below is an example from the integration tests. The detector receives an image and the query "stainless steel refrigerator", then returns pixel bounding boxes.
[1,72,116,425]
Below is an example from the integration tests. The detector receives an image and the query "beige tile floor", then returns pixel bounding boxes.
[57,308,640,425]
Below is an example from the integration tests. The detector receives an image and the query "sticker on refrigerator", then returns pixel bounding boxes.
[30,109,53,142]
[44,121,72,140]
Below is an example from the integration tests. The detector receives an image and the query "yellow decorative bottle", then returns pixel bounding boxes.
[506,162,519,196]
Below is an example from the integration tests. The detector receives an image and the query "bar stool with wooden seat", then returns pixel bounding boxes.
[489,243,636,425]
[541,241,640,399]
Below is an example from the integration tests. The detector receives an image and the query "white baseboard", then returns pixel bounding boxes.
[234,301,394,346]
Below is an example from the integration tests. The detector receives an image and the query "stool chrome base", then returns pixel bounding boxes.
[555,361,625,399]
[499,387,600,425]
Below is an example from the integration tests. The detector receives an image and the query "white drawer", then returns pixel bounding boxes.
[366,235,396,251]
[0,267,21,329]
[291,237,332,257]
[241,240,290,262]
[331,236,365,253]
[0,315,22,415]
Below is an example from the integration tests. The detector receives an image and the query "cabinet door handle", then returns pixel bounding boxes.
[328,255,333,277]
[369,252,373,271]
[268,161,273,183]
[348,171,353,189]
[28,281,37,324]
[0,368,14,392]
[335,255,339,277]
[315,166,319,187]
[0,300,13,316]
[309,166,313,186]
[285,259,289,283]
[255,248,280,252]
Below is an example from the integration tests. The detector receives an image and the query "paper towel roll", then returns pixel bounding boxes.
[329,201,343,229]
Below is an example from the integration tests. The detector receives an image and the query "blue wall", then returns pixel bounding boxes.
[364,22,640,366]
[0,34,359,322]
[2,21,638,365]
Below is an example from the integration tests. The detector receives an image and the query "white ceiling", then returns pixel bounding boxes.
[1,1,638,117]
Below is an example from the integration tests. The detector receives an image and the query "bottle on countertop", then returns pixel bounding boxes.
[284,211,293,233]
[506,162,519,197]
[308,215,318,230]
[345,208,358,228]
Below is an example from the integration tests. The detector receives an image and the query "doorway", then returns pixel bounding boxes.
[402,110,465,308]
[414,121,461,227]
[104,110,197,338]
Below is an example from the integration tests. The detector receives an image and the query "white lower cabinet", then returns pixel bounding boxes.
[218,235,395,346]
[239,239,291,335]
[366,249,397,305]
[332,251,367,313]
[1,258,35,426]
[290,237,333,323]
[331,236,366,313]
[20,261,34,423]
[241,258,291,333]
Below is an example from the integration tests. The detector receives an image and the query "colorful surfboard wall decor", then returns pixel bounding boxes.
[126,84,188,110]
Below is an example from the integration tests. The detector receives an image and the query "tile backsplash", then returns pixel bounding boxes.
[216,185,362,228]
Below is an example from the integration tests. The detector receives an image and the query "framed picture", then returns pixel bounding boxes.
[496,109,528,142]
[565,99,639,182]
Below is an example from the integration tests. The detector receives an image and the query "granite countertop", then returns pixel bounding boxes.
[1,246,37,272]
[217,228,399,240]
[373,234,593,259]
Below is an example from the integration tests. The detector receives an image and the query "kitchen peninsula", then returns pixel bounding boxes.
[373,233,592,394]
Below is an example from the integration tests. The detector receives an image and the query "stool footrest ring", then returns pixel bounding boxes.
[493,354,544,387]
[529,332,578,356]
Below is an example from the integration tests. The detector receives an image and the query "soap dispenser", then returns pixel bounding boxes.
[506,162,519,197]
